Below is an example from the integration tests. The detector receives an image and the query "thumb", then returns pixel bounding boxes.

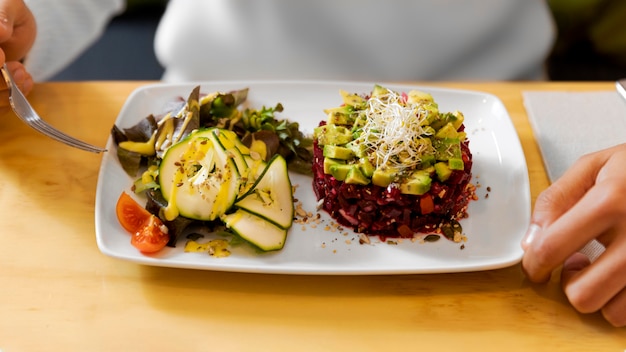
[0,1,35,61]
[0,3,18,42]
[531,152,604,228]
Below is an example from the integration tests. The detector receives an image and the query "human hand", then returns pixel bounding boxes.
[0,0,36,63]
[0,0,36,112]
[0,60,32,111]
[521,143,626,327]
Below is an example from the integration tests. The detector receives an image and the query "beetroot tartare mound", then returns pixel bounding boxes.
[312,85,475,240]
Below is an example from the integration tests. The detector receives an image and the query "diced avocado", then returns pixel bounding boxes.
[416,137,433,149]
[448,158,465,171]
[434,138,461,161]
[340,90,366,108]
[419,154,436,169]
[345,166,370,185]
[327,112,349,125]
[421,126,436,136]
[407,90,434,103]
[371,84,389,97]
[314,124,353,145]
[449,110,465,130]
[422,166,435,174]
[344,140,366,158]
[431,111,464,131]
[324,157,345,174]
[330,163,353,181]
[434,161,452,182]
[372,166,398,187]
[419,102,440,126]
[323,145,355,160]
[359,157,375,178]
[435,122,459,139]
[399,170,432,195]
[351,114,367,130]
[397,151,412,165]
[325,105,353,125]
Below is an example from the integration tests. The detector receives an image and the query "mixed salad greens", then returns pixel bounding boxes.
[111,86,313,254]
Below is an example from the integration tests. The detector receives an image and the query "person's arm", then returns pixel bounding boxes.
[22,0,125,81]
[0,0,36,112]
[521,143,626,327]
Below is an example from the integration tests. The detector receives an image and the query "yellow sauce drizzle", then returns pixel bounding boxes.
[184,239,231,257]
[119,133,157,155]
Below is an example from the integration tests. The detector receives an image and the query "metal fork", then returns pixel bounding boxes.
[616,79,626,103]
[1,64,106,153]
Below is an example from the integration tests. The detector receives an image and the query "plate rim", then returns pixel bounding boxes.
[95,80,530,275]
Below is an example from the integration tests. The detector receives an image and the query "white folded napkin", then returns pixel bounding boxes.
[523,90,626,181]
[523,89,626,261]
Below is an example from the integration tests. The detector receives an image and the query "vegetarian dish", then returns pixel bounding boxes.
[111,86,312,254]
[110,84,475,256]
[312,85,475,240]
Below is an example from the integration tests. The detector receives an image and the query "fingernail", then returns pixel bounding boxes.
[521,223,541,250]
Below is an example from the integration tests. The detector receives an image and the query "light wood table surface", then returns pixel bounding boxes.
[0,81,623,351]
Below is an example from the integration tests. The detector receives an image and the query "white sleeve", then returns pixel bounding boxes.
[23,0,126,81]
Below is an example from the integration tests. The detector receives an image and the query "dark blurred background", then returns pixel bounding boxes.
[50,0,626,82]
[547,0,626,81]
[50,0,168,81]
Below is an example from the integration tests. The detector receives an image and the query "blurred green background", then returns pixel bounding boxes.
[548,0,626,80]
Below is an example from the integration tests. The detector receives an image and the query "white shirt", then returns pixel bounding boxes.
[24,0,125,81]
[22,0,556,82]
[154,0,556,82]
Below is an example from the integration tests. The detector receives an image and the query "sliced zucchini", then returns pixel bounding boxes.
[212,129,263,198]
[234,154,294,229]
[237,154,267,198]
[222,209,288,251]
[218,129,251,155]
[213,129,249,175]
[158,128,241,221]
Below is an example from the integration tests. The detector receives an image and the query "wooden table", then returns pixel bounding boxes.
[0,82,623,351]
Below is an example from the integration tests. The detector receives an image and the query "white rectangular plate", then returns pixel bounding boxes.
[95,81,530,275]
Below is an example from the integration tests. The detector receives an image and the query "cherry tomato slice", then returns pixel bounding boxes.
[131,215,170,253]
[115,192,151,233]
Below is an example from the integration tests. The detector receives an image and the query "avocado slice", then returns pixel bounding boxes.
[434,161,452,182]
[314,124,354,145]
[434,138,461,161]
[344,140,367,158]
[399,170,432,195]
[323,145,355,160]
[448,158,465,171]
[324,157,345,174]
[371,84,388,97]
[340,89,366,108]
[372,167,398,187]
[329,163,353,181]
[434,122,459,139]
[358,157,375,178]
[325,105,354,125]
[345,166,370,185]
